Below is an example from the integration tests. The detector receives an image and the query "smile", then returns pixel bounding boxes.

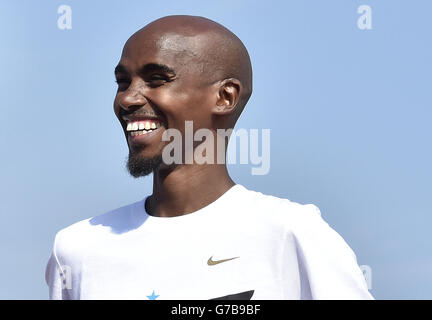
[125,120,162,137]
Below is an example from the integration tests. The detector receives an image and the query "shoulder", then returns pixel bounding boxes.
[238,186,360,269]
[235,186,350,258]
[53,200,143,256]
[236,185,324,229]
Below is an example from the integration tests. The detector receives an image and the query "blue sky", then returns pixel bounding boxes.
[0,0,431,299]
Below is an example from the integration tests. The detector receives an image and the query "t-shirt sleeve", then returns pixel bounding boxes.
[45,233,67,300]
[291,204,374,300]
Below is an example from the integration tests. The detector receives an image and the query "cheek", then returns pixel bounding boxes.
[155,90,193,123]
[150,82,215,129]
[166,88,212,116]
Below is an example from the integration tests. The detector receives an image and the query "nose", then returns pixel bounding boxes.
[117,80,148,112]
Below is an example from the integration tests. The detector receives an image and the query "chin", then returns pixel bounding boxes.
[126,151,163,178]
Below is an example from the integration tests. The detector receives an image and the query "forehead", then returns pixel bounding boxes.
[119,30,210,72]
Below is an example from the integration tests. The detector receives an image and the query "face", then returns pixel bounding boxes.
[113,30,217,176]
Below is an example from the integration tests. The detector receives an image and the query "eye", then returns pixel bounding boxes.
[146,74,172,87]
[115,78,130,91]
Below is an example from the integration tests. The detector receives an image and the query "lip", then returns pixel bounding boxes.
[122,115,161,122]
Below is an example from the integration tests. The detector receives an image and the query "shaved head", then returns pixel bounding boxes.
[125,15,253,119]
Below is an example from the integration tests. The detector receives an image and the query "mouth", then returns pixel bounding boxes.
[121,115,165,146]
[124,118,163,137]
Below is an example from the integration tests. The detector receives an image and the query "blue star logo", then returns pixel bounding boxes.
[147,290,159,300]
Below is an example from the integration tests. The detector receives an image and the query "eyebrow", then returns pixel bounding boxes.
[114,63,176,76]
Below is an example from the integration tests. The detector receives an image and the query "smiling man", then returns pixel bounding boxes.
[45,15,373,300]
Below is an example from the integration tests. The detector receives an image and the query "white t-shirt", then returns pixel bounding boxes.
[45,184,373,300]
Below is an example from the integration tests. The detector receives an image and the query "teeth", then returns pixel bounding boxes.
[126,120,160,133]
[130,129,156,137]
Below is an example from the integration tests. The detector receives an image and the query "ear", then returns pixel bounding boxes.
[212,78,242,115]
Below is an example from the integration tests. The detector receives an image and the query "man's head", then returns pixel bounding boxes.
[113,15,253,177]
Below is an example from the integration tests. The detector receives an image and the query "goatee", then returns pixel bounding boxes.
[126,151,163,178]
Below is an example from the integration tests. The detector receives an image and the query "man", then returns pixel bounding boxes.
[45,15,373,300]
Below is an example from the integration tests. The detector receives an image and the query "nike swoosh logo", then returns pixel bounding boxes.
[207,255,239,266]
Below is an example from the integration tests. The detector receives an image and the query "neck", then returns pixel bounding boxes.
[147,164,235,217]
